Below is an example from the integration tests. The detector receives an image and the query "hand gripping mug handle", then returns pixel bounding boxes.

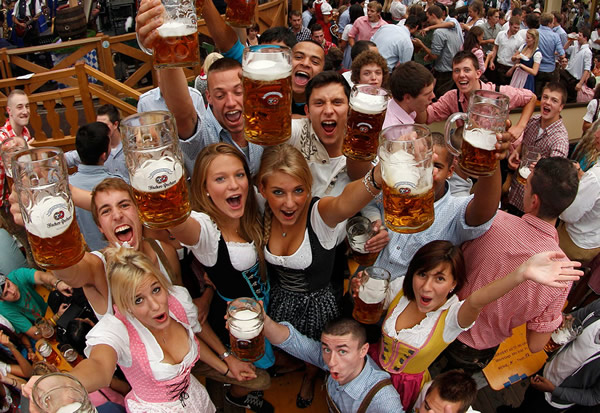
[444,112,468,158]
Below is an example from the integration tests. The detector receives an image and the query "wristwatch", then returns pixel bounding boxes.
[219,350,231,361]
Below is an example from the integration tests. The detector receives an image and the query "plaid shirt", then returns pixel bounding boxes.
[508,114,569,211]
[292,26,312,42]
[458,211,570,349]
[0,119,32,203]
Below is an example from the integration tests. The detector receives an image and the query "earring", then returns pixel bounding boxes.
[206,193,210,197]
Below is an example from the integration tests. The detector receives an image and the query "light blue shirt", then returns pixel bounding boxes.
[302,10,313,28]
[374,184,495,280]
[430,26,463,73]
[370,24,414,72]
[277,322,404,413]
[179,108,263,177]
[69,164,124,251]
[64,142,129,184]
[538,25,565,73]
[137,86,206,117]
[553,25,568,46]
[338,8,350,35]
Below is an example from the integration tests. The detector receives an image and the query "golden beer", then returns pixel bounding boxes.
[382,184,435,234]
[27,209,85,271]
[243,46,292,145]
[152,22,199,68]
[225,0,257,27]
[131,165,191,229]
[229,328,265,362]
[353,297,385,324]
[458,128,498,177]
[343,85,389,161]
[516,166,530,185]
[353,250,379,266]
[195,0,204,25]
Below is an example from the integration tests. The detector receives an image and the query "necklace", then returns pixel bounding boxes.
[282,232,287,237]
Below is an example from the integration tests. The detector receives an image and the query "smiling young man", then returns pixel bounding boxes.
[506,82,570,216]
[263,316,404,412]
[419,51,537,141]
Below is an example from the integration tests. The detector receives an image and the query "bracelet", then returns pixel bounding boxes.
[54,279,62,289]
[11,378,16,387]
[219,350,231,361]
[362,173,378,198]
[223,367,230,377]
[369,167,381,190]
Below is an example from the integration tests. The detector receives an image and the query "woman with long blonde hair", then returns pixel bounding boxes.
[257,144,387,408]
[508,28,541,93]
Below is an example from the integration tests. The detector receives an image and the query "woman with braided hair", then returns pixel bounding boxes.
[257,144,388,408]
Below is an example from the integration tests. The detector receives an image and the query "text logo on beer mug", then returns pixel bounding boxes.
[343,85,389,161]
[152,0,199,69]
[13,147,85,270]
[227,297,265,362]
[243,45,293,146]
[379,124,435,234]
[352,266,390,325]
[121,111,191,229]
[444,89,509,177]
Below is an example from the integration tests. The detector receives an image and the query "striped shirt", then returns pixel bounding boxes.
[457,212,570,349]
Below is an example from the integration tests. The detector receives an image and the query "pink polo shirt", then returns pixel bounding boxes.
[383,99,416,129]
[426,81,535,123]
[348,16,387,41]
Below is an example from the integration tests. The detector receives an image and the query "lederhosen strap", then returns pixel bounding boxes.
[325,377,392,413]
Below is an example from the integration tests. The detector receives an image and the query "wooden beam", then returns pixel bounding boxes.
[75,62,96,122]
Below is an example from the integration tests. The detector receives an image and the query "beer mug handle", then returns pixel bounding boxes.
[444,112,467,157]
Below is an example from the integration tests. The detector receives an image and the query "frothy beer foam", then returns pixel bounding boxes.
[55,402,83,413]
[351,91,387,114]
[518,166,531,180]
[156,21,197,38]
[244,59,292,81]
[26,195,74,239]
[463,128,497,151]
[131,157,183,193]
[358,277,387,304]
[381,150,427,193]
[551,327,574,345]
[349,232,369,254]
[231,309,263,340]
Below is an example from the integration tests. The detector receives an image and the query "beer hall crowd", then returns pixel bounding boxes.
[2,0,600,411]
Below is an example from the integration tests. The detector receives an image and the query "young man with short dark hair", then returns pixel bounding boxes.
[263,316,404,412]
[289,9,311,41]
[560,28,592,103]
[414,370,477,413]
[507,82,570,215]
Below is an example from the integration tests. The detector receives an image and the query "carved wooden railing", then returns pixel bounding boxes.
[0,62,140,151]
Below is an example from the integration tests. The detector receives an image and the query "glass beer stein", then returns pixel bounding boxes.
[444,89,509,176]
[12,148,85,270]
[346,216,378,266]
[152,0,199,68]
[121,111,191,229]
[379,124,434,234]
[352,266,390,324]
[225,0,257,27]
[227,297,265,362]
[517,147,541,185]
[32,373,97,413]
[1,136,28,189]
[243,45,292,146]
[343,84,389,161]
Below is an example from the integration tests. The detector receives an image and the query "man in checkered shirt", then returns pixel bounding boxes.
[506,82,570,216]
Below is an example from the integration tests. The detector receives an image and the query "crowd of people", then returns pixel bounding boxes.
[0,0,600,412]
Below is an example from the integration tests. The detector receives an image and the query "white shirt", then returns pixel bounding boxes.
[264,200,346,269]
[495,29,526,66]
[559,162,600,249]
[85,286,200,379]
[544,318,600,408]
[583,99,600,123]
[0,315,14,332]
[382,290,473,347]
[182,211,257,270]
[342,70,354,89]
[589,29,600,51]
[566,42,593,80]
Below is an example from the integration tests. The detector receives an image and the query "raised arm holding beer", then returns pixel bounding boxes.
[256,144,388,407]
